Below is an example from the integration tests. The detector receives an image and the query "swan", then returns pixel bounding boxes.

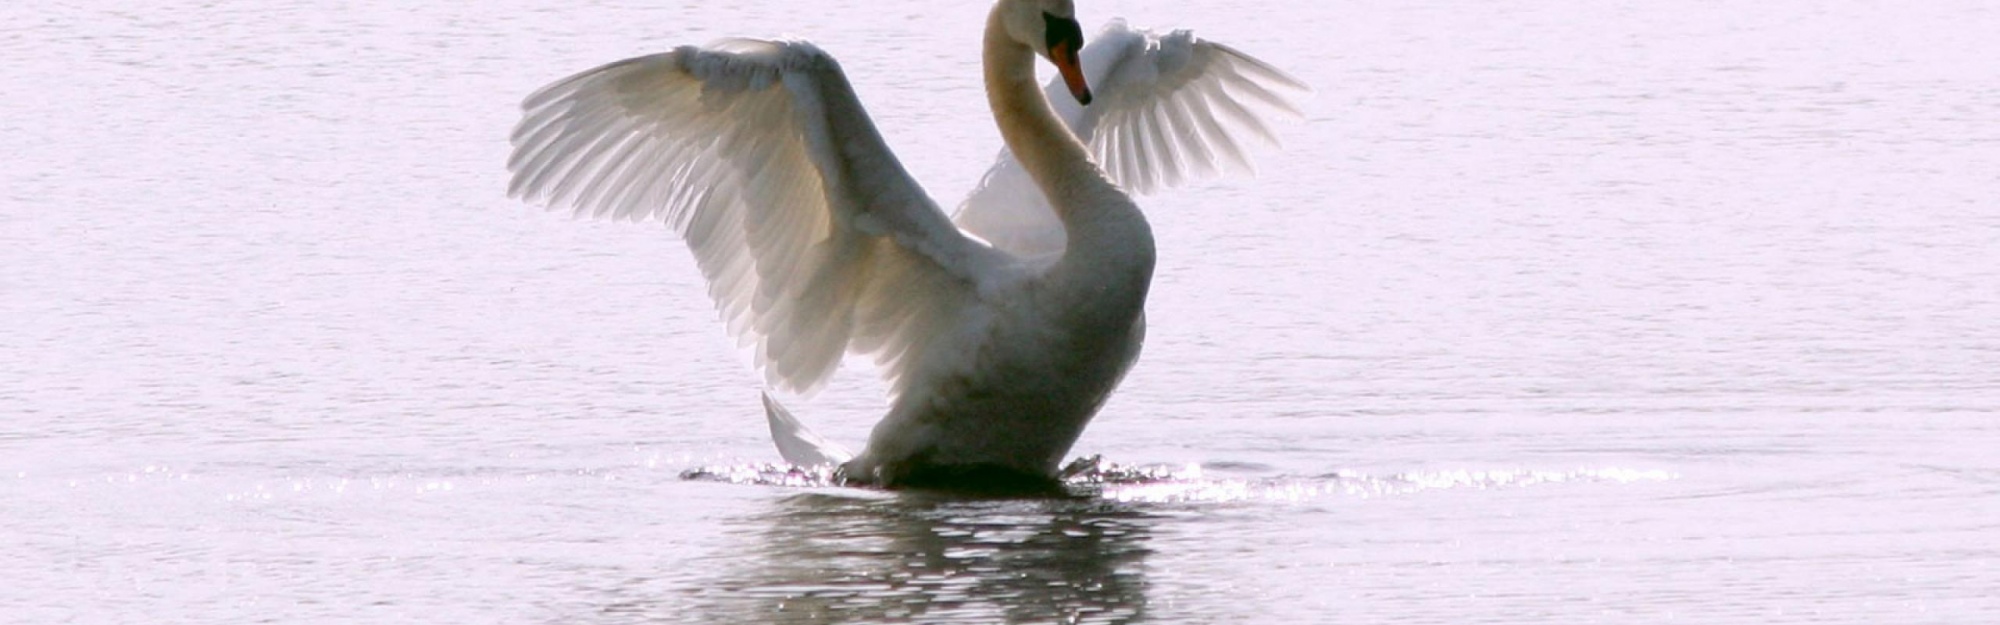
[506,0,1305,490]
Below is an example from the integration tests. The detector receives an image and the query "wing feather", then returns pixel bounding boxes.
[955,19,1308,258]
[508,40,1000,396]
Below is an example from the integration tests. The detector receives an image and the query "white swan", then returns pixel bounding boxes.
[507,0,1304,490]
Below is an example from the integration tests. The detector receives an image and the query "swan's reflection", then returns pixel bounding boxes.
[698,492,1155,624]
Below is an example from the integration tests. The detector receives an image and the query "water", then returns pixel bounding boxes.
[4,1,1998,622]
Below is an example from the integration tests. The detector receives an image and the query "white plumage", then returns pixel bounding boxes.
[507,1,1303,489]
[957,19,1309,261]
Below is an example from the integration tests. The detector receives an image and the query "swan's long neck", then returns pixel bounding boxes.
[982,22,1096,208]
[983,8,1153,279]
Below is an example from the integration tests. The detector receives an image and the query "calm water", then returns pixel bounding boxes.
[5,1,1999,623]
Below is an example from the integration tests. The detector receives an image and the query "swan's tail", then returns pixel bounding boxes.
[761,392,855,467]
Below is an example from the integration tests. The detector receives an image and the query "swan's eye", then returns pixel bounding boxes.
[1042,12,1084,56]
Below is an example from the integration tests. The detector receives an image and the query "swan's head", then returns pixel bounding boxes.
[999,0,1092,105]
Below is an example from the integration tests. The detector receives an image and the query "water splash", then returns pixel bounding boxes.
[1093,465,1678,503]
[680,456,1677,503]
[680,462,846,489]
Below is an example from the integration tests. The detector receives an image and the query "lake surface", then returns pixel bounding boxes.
[4,1,1998,623]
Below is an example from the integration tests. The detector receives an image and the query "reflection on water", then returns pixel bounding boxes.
[9,0,1998,622]
[654,461,1681,622]
[689,492,1154,624]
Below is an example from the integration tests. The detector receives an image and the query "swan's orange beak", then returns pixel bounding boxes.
[1051,41,1092,105]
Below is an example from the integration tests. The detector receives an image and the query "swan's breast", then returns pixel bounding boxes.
[875,286,1146,467]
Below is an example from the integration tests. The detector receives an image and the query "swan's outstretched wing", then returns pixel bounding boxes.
[955,20,1309,259]
[509,40,1002,395]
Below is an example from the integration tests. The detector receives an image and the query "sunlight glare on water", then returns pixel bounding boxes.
[680,459,1680,504]
[3,0,1998,623]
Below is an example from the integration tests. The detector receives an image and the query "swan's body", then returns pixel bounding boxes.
[507,0,1304,489]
